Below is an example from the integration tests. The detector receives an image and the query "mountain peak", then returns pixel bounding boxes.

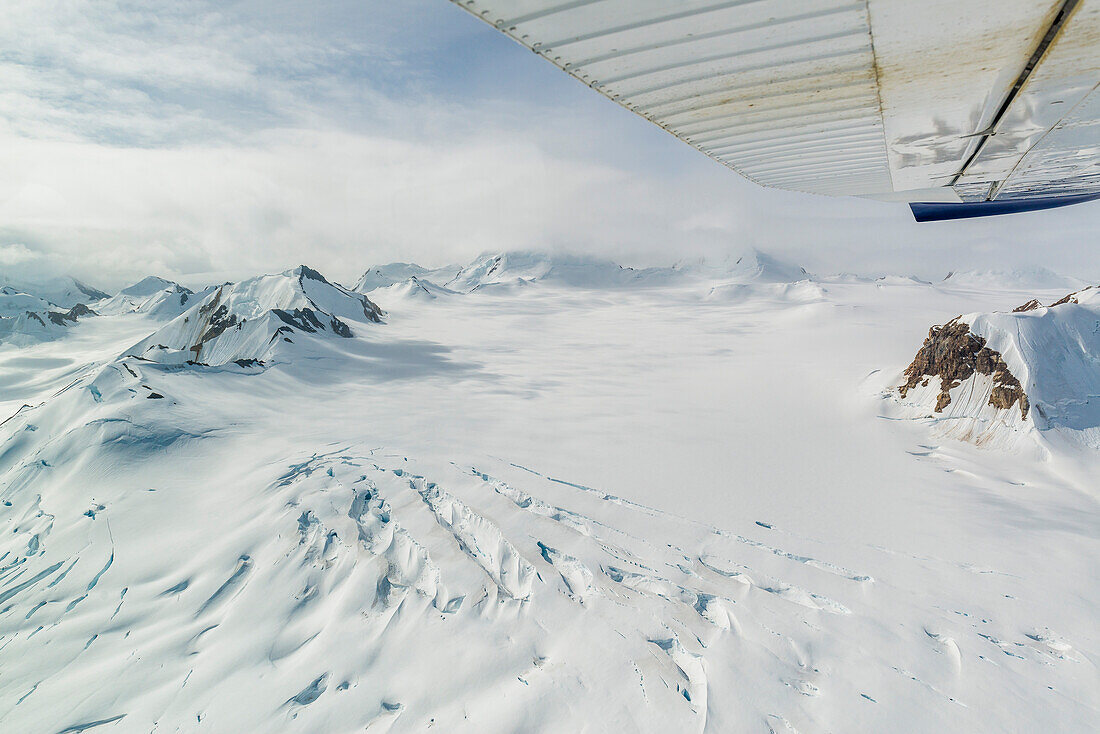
[353,263,460,293]
[126,266,382,366]
[0,273,108,308]
[118,276,189,298]
[293,265,330,284]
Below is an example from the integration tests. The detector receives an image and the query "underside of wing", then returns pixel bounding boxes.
[451,0,1100,211]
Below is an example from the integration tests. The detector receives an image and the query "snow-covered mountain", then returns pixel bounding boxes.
[705,279,826,304]
[126,266,383,366]
[893,284,1100,449]
[0,275,106,346]
[0,287,96,345]
[677,249,811,284]
[940,267,1086,291]
[367,275,457,305]
[1,254,1097,733]
[95,276,216,318]
[0,274,108,308]
[354,249,811,298]
[353,263,461,293]
[444,251,679,291]
[0,287,57,317]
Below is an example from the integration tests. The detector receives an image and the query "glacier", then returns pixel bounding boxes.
[0,251,1097,733]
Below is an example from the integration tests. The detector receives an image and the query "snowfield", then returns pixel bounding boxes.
[0,253,1097,733]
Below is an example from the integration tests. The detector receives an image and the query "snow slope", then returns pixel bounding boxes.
[0,257,1097,733]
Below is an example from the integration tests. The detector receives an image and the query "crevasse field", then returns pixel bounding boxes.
[1,251,1097,733]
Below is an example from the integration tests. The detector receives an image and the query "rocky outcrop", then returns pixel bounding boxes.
[1012,285,1097,312]
[1050,285,1096,307]
[899,318,1029,419]
[0,300,95,344]
[46,303,96,326]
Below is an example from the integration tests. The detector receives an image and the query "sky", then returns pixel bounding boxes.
[1,0,1097,290]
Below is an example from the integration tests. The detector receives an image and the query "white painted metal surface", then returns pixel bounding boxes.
[987,2,1100,201]
[451,0,1100,204]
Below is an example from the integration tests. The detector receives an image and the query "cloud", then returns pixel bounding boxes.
[0,0,1097,292]
[0,243,42,266]
[0,124,757,288]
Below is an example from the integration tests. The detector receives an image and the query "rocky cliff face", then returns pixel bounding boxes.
[899,318,1029,419]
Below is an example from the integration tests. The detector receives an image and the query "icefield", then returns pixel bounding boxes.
[0,252,1097,733]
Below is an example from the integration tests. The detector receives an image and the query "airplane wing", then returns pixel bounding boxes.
[449,0,1100,220]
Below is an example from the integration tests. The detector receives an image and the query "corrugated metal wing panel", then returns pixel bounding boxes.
[996,86,1100,200]
[452,0,1100,205]
[453,0,894,197]
[865,0,1068,193]
[985,2,1100,201]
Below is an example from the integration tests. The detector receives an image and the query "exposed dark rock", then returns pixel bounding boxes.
[360,297,384,323]
[74,279,110,301]
[46,303,96,325]
[268,326,294,344]
[273,308,325,334]
[1050,293,1077,307]
[329,317,352,338]
[899,318,1029,419]
[189,288,240,359]
[296,265,381,322]
[233,358,263,368]
[296,265,329,284]
[1049,285,1096,307]
[1013,299,1041,313]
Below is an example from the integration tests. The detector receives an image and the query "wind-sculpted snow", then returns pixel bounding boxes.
[0,384,892,734]
[6,384,1091,733]
[125,266,383,366]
